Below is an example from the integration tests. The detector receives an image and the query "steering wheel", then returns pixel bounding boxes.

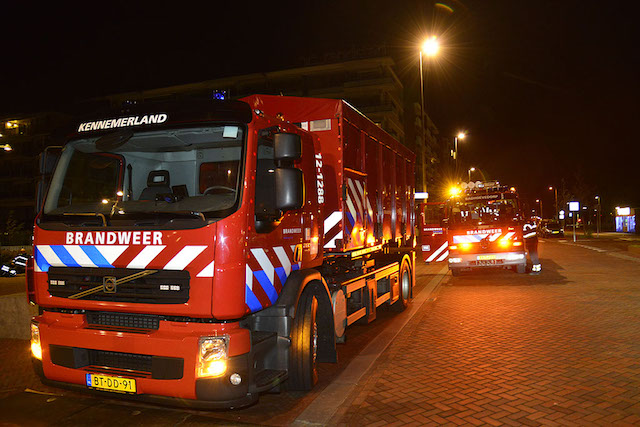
[203,186,236,195]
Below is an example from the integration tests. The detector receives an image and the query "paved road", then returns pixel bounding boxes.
[0,263,447,426]
[2,236,640,425]
[331,239,640,425]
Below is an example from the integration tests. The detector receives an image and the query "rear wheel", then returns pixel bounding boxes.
[288,289,319,391]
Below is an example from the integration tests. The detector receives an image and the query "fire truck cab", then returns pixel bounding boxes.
[445,182,527,276]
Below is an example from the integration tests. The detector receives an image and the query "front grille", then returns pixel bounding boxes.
[86,312,160,331]
[49,345,184,380]
[47,267,190,304]
[91,349,152,373]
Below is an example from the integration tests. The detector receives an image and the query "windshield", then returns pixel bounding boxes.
[43,125,245,224]
[449,194,520,226]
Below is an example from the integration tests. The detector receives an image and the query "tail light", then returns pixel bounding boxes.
[459,242,472,251]
[498,239,511,249]
[26,256,36,304]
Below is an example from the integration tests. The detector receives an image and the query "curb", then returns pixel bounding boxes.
[292,264,449,426]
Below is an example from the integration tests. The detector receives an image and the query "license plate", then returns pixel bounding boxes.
[86,373,136,393]
[477,254,497,260]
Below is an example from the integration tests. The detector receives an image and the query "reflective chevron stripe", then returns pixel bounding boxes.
[436,250,449,262]
[324,210,343,249]
[245,245,301,313]
[426,242,449,262]
[34,244,212,277]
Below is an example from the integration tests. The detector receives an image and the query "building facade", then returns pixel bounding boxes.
[0,56,441,235]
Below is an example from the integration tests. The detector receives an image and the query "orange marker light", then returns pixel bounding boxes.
[460,242,472,251]
[498,239,511,248]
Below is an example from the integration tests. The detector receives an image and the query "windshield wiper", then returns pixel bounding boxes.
[113,210,206,223]
[62,212,108,226]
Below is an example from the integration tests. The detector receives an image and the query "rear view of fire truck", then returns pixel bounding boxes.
[445,182,526,276]
[27,95,415,408]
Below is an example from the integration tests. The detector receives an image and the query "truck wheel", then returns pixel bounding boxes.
[392,258,412,311]
[288,289,319,391]
[516,264,526,274]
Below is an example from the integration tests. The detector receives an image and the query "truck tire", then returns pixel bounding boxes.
[392,257,412,311]
[288,289,319,391]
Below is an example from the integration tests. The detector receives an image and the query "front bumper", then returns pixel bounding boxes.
[32,311,258,409]
[448,251,526,269]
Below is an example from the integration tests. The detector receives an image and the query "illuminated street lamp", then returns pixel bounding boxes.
[536,199,543,217]
[468,167,476,182]
[548,186,558,220]
[0,144,12,151]
[419,36,440,193]
[452,131,466,171]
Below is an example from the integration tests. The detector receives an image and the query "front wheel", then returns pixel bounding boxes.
[288,289,319,391]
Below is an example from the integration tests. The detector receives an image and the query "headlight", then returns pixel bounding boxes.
[30,322,42,360]
[196,336,228,378]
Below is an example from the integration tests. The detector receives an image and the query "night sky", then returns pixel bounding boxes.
[2,1,638,213]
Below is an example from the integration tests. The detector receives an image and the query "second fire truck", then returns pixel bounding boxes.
[445,181,527,276]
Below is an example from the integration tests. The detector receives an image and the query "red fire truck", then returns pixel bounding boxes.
[27,95,416,408]
[445,182,526,276]
[417,201,448,263]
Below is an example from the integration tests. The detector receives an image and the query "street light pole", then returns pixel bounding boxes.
[468,167,475,182]
[548,186,558,220]
[536,199,543,217]
[418,36,439,194]
[453,132,466,174]
[595,195,601,236]
[419,51,427,193]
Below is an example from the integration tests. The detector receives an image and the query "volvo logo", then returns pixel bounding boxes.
[103,276,117,293]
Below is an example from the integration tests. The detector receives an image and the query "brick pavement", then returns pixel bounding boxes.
[332,241,640,426]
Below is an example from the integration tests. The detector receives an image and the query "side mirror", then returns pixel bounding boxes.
[276,168,304,211]
[274,133,301,162]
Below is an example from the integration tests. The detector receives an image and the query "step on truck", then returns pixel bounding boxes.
[27,94,416,408]
[445,181,527,276]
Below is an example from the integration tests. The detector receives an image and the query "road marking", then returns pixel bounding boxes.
[559,241,640,263]
[292,264,450,426]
